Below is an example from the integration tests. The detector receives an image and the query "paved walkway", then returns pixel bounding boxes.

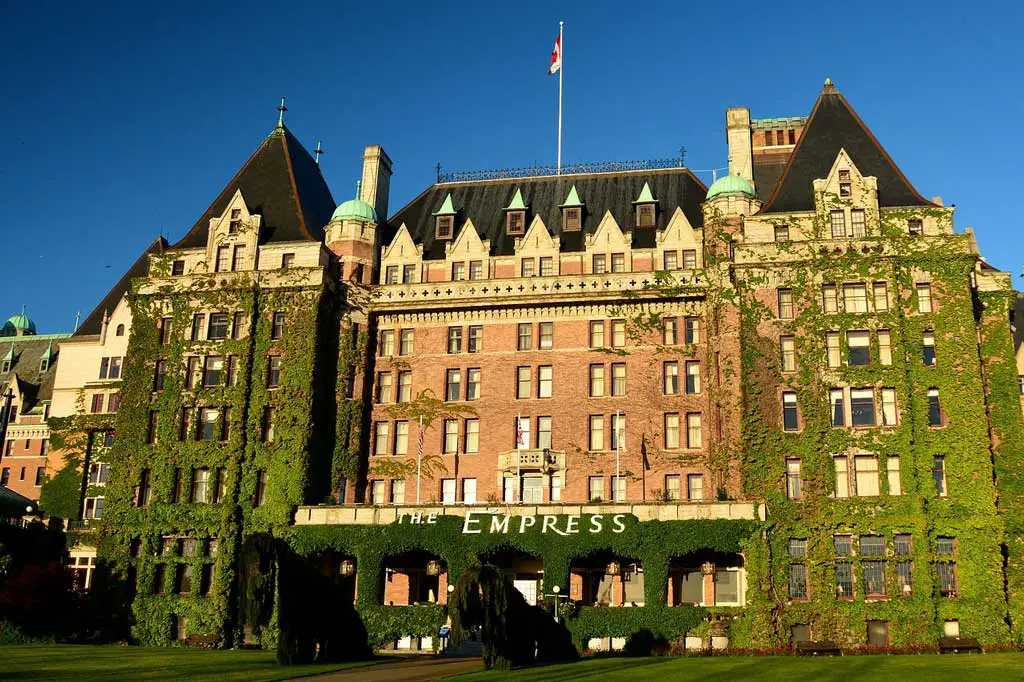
[299,656,483,682]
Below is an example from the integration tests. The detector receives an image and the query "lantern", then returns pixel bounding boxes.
[701,561,716,576]
[339,559,355,577]
[605,561,621,576]
[426,560,441,576]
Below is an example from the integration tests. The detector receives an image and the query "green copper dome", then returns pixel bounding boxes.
[3,309,35,335]
[706,174,756,200]
[331,198,377,223]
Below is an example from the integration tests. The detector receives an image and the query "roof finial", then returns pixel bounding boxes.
[823,77,837,94]
[276,96,288,128]
[355,180,362,200]
[314,140,324,166]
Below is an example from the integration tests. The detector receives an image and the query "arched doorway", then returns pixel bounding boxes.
[480,546,544,606]
[667,550,744,607]
[380,550,447,606]
[570,550,644,607]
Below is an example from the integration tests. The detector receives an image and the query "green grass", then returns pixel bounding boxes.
[447,652,1024,681]
[0,644,386,681]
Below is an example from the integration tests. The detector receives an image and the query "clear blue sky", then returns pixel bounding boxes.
[2,1,1021,333]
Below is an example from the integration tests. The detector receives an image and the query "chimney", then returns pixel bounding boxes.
[360,145,393,223]
[726,108,753,184]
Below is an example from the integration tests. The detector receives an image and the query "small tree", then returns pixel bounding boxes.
[448,564,535,669]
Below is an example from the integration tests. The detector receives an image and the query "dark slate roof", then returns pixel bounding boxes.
[173,126,336,248]
[759,84,935,213]
[0,485,37,518]
[387,168,707,260]
[753,159,787,202]
[76,237,167,338]
[0,334,68,411]
[1013,293,1024,353]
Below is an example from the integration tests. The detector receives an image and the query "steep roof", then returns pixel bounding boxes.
[173,126,336,248]
[759,83,935,213]
[76,237,167,337]
[0,485,37,518]
[0,333,69,411]
[387,168,706,260]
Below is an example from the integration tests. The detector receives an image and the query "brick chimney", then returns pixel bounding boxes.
[360,145,393,224]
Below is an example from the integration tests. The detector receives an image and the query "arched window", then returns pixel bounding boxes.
[115,324,125,336]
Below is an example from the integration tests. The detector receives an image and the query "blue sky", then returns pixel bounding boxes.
[1,1,1021,333]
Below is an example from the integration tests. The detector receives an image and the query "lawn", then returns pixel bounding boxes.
[0,644,386,681]
[447,652,1024,681]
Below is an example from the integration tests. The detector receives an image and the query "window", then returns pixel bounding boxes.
[436,215,453,239]
[463,325,482,353]
[463,478,478,503]
[873,282,888,311]
[465,419,480,453]
[844,284,868,313]
[517,323,532,351]
[445,369,462,401]
[786,459,802,500]
[788,563,808,600]
[192,468,210,503]
[373,422,389,456]
[466,368,481,400]
[451,262,465,281]
[932,455,947,497]
[774,224,790,242]
[199,408,219,441]
[271,312,285,340]
[835,561,854,599]
[370,480,385,505]
[147,411,159,444]
[681,249,697,269]
[590,364,606,397]
[540,257,554,276]
[443,420,458,453]
[826,332,841,368]
[663,362,678,395]
[847,331,870,366]
[927,388,942,426]
[686,413,702,448]
[516,367,531,399]
[447,327,463,354]
[203,356,224,387]
[262,407,275,443]
[886,457,902,495]
[538,322,553,350]
[777,288,794,319]
[89,462,110,485]
[0,469,7,486]
[665,475,681,500]
[397,372,412,402]
[611,363,626,396]
[922,331,936,366]
[663,251,678,270]
[684,361,701,394]
[635,202,656,228]
[822,284,838,313]
[663,318,677,345]
[399,329,414,355]
[833,456,850,498]
[536,416,552,449]
[379,330,394,356]
[232,311,246,340]
[610,253,626,273]
[611,319,626,347]
[507,210,525,235]
[390,480,405,505]
[881,388,897,426]
[190,314,205,341]
[385,266,399,284]
[908,219,923,236]
[610,413,625,451]
[91,394,105,414]
[469,260,484,280]
[878,330,892,366]
[172,260,185,276]
[851,388,875,426]
[685,317,700,344]
[266,356,281,388]
[521,258,535,278]
[563,207,581,231]
[664,413,680,449]
[207,313,229,340]
[687,474,704,501]
[937,561,958,598]
[850,209,866,237]
[394,421,409,456]
[589,415,604,451]
[866,621,889,647]
[592,254,607,274]
[855,456,880,496]
[609,475,625,502]
[376,373,392,403]
[780,336,795,372]
[782,392,798,431]
[588,476,604,502]
[33,467,43,487]
[916,283,933,313]
[830,210,846,238]
[215,246,230,273]
[590,321,605,348]
[515,415,530,450]
[231,245,246,271]
[159,317,173,345]
[936,536,956,556]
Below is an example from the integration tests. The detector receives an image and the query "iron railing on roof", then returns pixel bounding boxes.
[436,158,686,183]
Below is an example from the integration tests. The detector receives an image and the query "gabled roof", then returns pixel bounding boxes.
[173,126,336,248]
[759,82,935,213]
[76,237,167,337]
[0,334,69,411]
[387,168,706,260]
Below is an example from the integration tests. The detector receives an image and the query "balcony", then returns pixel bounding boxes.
[497,449,566,473]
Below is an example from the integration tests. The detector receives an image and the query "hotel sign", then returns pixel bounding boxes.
[398,510,630,535]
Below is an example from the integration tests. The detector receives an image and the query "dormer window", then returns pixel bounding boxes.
[563,207,581,231]
[838,169,851,197]
[1,359,11,373]
[229,209,241,235]
[436,215,454,240]
[636,204,655,228]
[908,219,923,236]
[171,260,185,276]
[507,211,525,235]
[838,170,850,181]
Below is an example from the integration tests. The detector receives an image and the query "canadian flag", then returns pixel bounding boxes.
[548,34,562,75]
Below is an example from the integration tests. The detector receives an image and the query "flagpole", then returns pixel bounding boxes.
[516,413,522,504]
[615,411,621,502]
[556,20,564,175]
[416,416,423,504]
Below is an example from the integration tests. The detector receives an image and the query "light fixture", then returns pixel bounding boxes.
[606,561,621,576]
[552,585,560,594]
[426,560,441,576]
[339,559,355,576]
[447,584,455,593]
